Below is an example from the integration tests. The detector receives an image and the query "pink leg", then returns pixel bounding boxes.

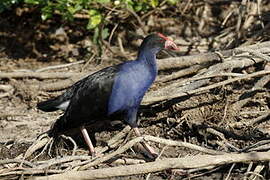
[133,127,158,157]
[80,126,95,155]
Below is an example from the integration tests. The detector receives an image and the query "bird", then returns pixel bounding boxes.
[37,33,178,156]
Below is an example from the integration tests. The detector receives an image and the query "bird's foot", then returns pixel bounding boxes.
[132,127,158,159]
[141,141,158,159]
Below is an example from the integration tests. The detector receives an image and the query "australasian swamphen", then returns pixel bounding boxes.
[37,33,178,156]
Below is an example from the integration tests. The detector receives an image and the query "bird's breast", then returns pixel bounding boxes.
[107,63,156,115]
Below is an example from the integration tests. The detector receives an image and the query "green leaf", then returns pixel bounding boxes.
[150,0,158,7]
[96,0,110,3]
[101,28,109,40]
[87,9,102,29]
[41,5,53,20]
[124,0,134,11]
[93,27,99,44]
[24,0,40,5]
[166,0,178,5]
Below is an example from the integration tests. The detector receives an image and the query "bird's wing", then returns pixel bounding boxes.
[37,72,90,112]
[58,65,120,130]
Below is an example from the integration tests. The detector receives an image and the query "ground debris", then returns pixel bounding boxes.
[1,0,270,179]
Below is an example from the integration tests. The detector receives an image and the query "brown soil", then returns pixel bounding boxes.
[1,2,270,179]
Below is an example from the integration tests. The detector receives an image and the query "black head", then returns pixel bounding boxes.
[139,33,179,53]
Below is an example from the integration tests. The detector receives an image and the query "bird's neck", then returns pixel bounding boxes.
[137,50,158,75]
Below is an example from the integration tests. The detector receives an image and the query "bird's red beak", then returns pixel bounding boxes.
[157,33,179,51]
[165,40,179,50]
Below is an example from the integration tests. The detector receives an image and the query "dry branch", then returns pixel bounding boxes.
[157,64,203,82]
[36,156,92,169]
[110,158,146,165]
[38,78,80,91]
[143,135,223,155]
[143,70,270,105]
[0,85,13,92]
[24,135,51,159]
[232,75,270,112]
[35,60,85,72]
[157,41,270,70]
[80,135,224,170]
[0,169,63,177]
[248,111,270,126]
[0,72,85,80]
[0,84,14,98]
[0,159,35,168]
[34,151,270,180]
[0,113,24,119]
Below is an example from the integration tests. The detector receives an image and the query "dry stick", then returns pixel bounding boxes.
[126,8,146,34]
[241,140,270,153]
[165,72,243,86]
[60,135,78,156]
[0,113,25,119]
[157,64,203,82]
[145,145,167,180]
[232,75,270,112]
[36,156,92,170]
[105,126,131,148]
[205,128,225,141]
[0,72,85,80]
[143,136,223,155]
[157,50,230,70]
[68,126,131,169]
[38,76,82,91]
[248,111,270,126]
[206,128,240,152]
[79,135,223,170]
[34,151,270,180]
[247,164,265,180]
[111,158,146,166]
[35,60,85,72]
[157,41,270,70]
[0,84,13,91]
[108,24,119,45]
[244,162,254,180]
[0,169,63,177]
[95,126,131,154]
[187,166,223,179]
[237,47,270,62]
[143,70,270,105]
[245,172,265,180]
[31,138,53,161]
[225,163,236,180]
[0,92,10,98]
[145,55,267,103]
[79,136,144,170]
[0,159,35,168]
[0,84,14,98]
[81,53,96,71]
[24,135,50,159]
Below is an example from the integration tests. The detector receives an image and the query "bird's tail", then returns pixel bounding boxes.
[37,98,59,112]
[37,95,68,112]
